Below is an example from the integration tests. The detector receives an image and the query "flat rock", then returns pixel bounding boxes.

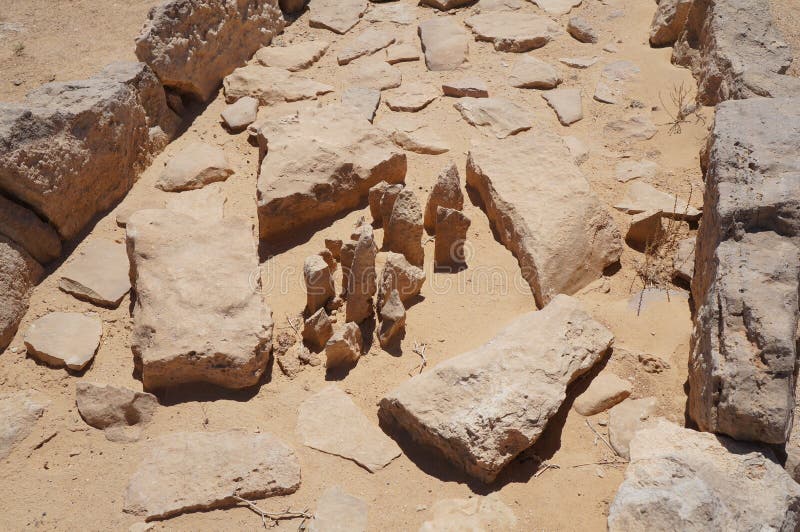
[297,386,401,471]
[0,238,41,351]
[532,0,582,15]
[256,104,406,240]
[75,382,157,442]
[615,159,659,182]
[223,65,334,105]
[454,97,534,139]
[135,0,284,101]
[309,486,368,532]
[420,495,517,531]
[672,236,695,282]
[24,312,102,370]
[418,18,469,71]
[220,96,258,132]
[255,40,329,71]
[567,16,598,43]
[339,29,395,65]
[365,3,415,25]
[607,397,657,459]
[346,58,402,90]
[559,56,598,68]
[325,323,363,368]
[384,82,438,112]
[608,420,800,531]
[467,133,622,306]
[124,431,300,520]
[424,162,464,233]
[157,142,233,192]
[509,56,561,89]
[341,87,381,122]
[542,88,583,125]
[0,195,61,264]
[309,0,367,34]
[385,42,420,64]
[465,12,560,53]
[420,0,474,9]
[380,295,613,482]
[0,390,48,460]
[377,252,426,309]
[127,210,272,390]
[56,238,130,308]
[389,122,450,155]
[442,78,488,98]
[614,182,700,220]
[476,0,527,11]
[573,373,632,416]
[164,182,226,222]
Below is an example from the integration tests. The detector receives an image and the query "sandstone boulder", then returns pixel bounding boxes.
[24,312,102,370]
[0,195,61,264]
[75,382,158,442]
[467,133,621,307]
[0,390,48,460]
[380,295,613,482]
[58,239,131,308]
[135,0,284,101]
[455,97,534,139]
[309,0,367,34]
[0,238,42,351]
[255,40,329,71]
[465,12,560,52]
[384,189,424,267]
[434,207,471,270]
[573,373,632,416]
[418,18,469,71]
[377,252,426,310]
[424,162,464,233]
[127,210,272,390]
[223,65,334,105]
[325,323,363,368]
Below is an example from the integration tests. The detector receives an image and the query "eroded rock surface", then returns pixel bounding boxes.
[223,65,334,105]
[465,12,560,52]
[75,382,158,442]
[0,238,42,351]
[58,239,131,308]
[418,18,469,71]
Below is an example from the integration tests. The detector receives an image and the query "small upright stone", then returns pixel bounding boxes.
[325,323,363,368]
[304,255,335,315]
[434,207,471,270]
[24,312,102,370]
[75,382,158,442]
[303,308,334,350]
[378,289,406,347]
[567,17,598,43]
[156,142,233,192]
[220,96,258,132]
[385,189,424,267]
[58,239,131,308]
[345,228,378,324]
[377,252,426,309]
[424,162,464,233]
[369,182,389,225]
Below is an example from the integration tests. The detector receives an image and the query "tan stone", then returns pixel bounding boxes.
[309,0,367,34]
[377,252,426,309]
[345,228,377,324]
[378,289,406,347]
[418,18,469,71]
[254,41,329,71]
[0,390,48,460]
[420,495,517,531]
[341,87,381,122]
[455,97,534,139]
[442,78,488,98]
[509,56,561,89]
[223,65,334,105]
[384,189,424,267]
[573,373,632,416]
[156,142,233,192]
[434,207,471,270]
[220,96,258,132]
[346,58,402,91]
[164,182,226,222]
[424,162,464,233]
[338,28,395,65]
[24,312,102,370]
[0,195,61,264]
[385,42,419,65]
[304,255,335,315]
[614,182,700,221]
[0,238,41,351]
[302,308,334,351]
[465,12,560,52]
[58,239,131,308]
[542,88,583,125]
[325,323,363,368]
[608,397,657,459]
[75,382,158,442]
[384,82,439,112]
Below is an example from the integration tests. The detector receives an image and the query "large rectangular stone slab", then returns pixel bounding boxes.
[126,209,272,390]
[466,133,622,307]
[379,295,613,482]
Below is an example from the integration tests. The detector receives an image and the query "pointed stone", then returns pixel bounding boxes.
[424,162,464,233]
[24,312,102,370]
[304,255,335,315]
[378,289,406,347]
[385,189,424,267]
[434,207,471,270]
[345,228,377,324]
[418,18,469,71]
[377,252,426,310]
[254,41,329,71]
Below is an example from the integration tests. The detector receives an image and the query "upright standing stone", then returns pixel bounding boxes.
[384,190,424,267]
[378,289,406,347]
[345,228,377,324]
[304,255,335,315]
[377,252,426,309]
[325,323,363,368]
[424,162,464,233]
[434,207,471,270]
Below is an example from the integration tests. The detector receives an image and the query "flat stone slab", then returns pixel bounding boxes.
[442,77,488,98]
[308,486,368,532]
[341,87,381,122]
[346,58,402,91]
[418,18,469,71]
[603,115,657,141]
[388,121,450,155]
[465,12,560,52]
[365,3,415,25]
[467,133,622,306]
[164,182,226,222]
[124,431,300,520]
[594,61,640,104]
[338,28,395,65]
[384,82,438,112]
[385,42,420,64]
[127,209,273,390]
[75,382,158,442]
[615,160,659,183]
[420,495,517,531]
[57,238,130,308]
[0,390,48,460]
[573,373,632,416]
[256,104,406,240]
[542,88,583,125]
[614,182,700,221]
[298,385,401,472]
[309,0,367,34]
[156,142,233,192]
[608,420,800,530]
[380,295,613,482]
[455,97,534,139]
[254,40,330,71]
[509,56,561,89]
[223,65,334,105]
[24,312,101,370]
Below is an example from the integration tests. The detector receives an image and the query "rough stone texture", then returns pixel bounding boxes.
[325,323,363,368]
[573,373,632,416]
[649,0,692,47]
[379,184,405,226]
[672,0,800,105]
[58,239,131,308]
[418,18,469,71]
[309,0,367,34]
[672,236,695,282]
[455,97,534,139]
[567,16,597,43]
[560,56,598,69]
[788,380,800,482]
[384,82,439,112]
[532,0,581,15]
[377,252,426,310]
[424,162,464,233]
[255,40,329,71]
[380,295,613,482]
[604,115,657,140]
[467,133,622,307]
[625,210,666,251]
[346,58,402,91]
[341,87,381,122]
[614,181,700,220]
[0,62,179,240]
[24,312,102,370]
[124,431,300,520]
[157,142,233,192]
[302,309,333,352]
[279,0,305,14]
[369,182,390,225]
[542,88,583,125]
[135,0,284,101]
[0,195,61,264]
[220,96,258,132]
[509,56,561,89]
[304,255,335,315]
[465,13,560,52]
[608,397,657,460]
[385,42,420,65]
[442,78,489,98]
[388,122,450,155]
[75,382,158,442]
[0,238,41,351]
[378,289,405,347]
[345,228,378,324]
[127,209,272,390]
[608,420,800,531]
[434,207,471,270]
[563,135,589,164]
[223,65,334,105]
[420,0,474,9]
[419,496,517,531]
[384,189,425,267]
[298,386,401,471]
[365,3,415,25]
[338,28,395,65]
[164,182,226,221]
[0,390,48,460]
[308,486,368,532]
[256,104,406,240]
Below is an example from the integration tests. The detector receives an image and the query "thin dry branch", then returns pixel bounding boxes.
[533,462,561,477]
[409,341,428,376]
[585,419,618,456]
[286,315,301,336]
[232,495,312,529]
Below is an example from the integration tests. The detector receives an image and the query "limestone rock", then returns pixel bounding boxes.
[625,210,666,251]
[304,255,335,315]
[24,312,102,370]
[0,238,41,351]
[309,486,368,532]
[338,28,395,65]
[377,252,426,309]
[365,3,415,25]
[573,374,631,416]
[454,97,534,139]
[384,189,424,267]
[0,390,48,460]
[608,397,657,459]
[58,239,131,308]
[346,58,402,91]
[388,122,450,155]
[384,82,438,112]
[220,96,258,132]
[303,308,334,350]
[378,289,406,347]
[424,162,464,233]
[157,142,233,192]
[560,56,598,69]
[615,160,659,183]
[379,184,405,226]
[476,0,527,11]
[608,420,800,531]
[297,386,401,471]
[75,382,158,442]
[532,0,581,15]
[420,495,517,531]
[385,42,420,64]
[442,78,488,98]
[124,431,300,520]
[420,0,474,9]
[465,12,560,53]
[380,295,613,482]
[509,56,561,89]
[341,87,381,123]
[277,343,308,379]
[164,182,226,222]
[369,183,390,225]
[254,40,329,71]
[467,133,622,307]
[256,104,406,240]
[309,0,367,34]
[542,88,583,125]
[567,16,597,43]
[0,195,61,264]
[672,236,695,282]
[345,229,378,324]
[135,0,284,101]
[325,323,363,368]
[649,0,692,47]
[223,65,334,105]
[127,210,272,390]
[418,18,469,71]
[434,207,471,270]
[614,182,700,221]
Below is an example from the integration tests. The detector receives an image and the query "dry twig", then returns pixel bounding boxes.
[570,460,628,468]
[286,315,301,336]
[585,419,618,456]
[658,82,705,135]
[232,495,312,529]
[533,462,561,477]
[409,341,428,376]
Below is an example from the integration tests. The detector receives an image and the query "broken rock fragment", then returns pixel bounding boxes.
[418,18,469,71]
[614,182,700,221]
[220,96,258,132]
[338,28,395,65]
[304,255,335,315]
[625,210,666,251]
[420,495,517,531]
[567,16,598,43]
[672,236,695,282]
[58,239,131,308]
[303,308,334,351]
[347,58,402,91]
[509,56,561,89]
[378,289,406,347]
[384,82,439,112]
[608,397,657,459]
[434,207,471,270]
[325,323,363,369]
[442,78,488,98]
[223,65,334,105]
[156,142,233,192]
[455,97,534,139]
[164,182,226,222]
[649,0,692,47]
[255,41,330,71]
[341,87,381,122]
[388,122,450,155]
[75,382,158,442]
[345,228,378,324]
[380,295,613,482]
[424,162,464,233]
[309,0,367,34]
[309,486,368,532]
[24,312,102,371]
[385,42,419,65]
[384,189,425,267]
[542,88,583,125]
[573,373,631,416]
[377,252,426,309]
[465,12,560,52]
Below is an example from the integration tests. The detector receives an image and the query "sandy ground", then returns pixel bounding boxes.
[771,0,800,76]
[0,0,716,530]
